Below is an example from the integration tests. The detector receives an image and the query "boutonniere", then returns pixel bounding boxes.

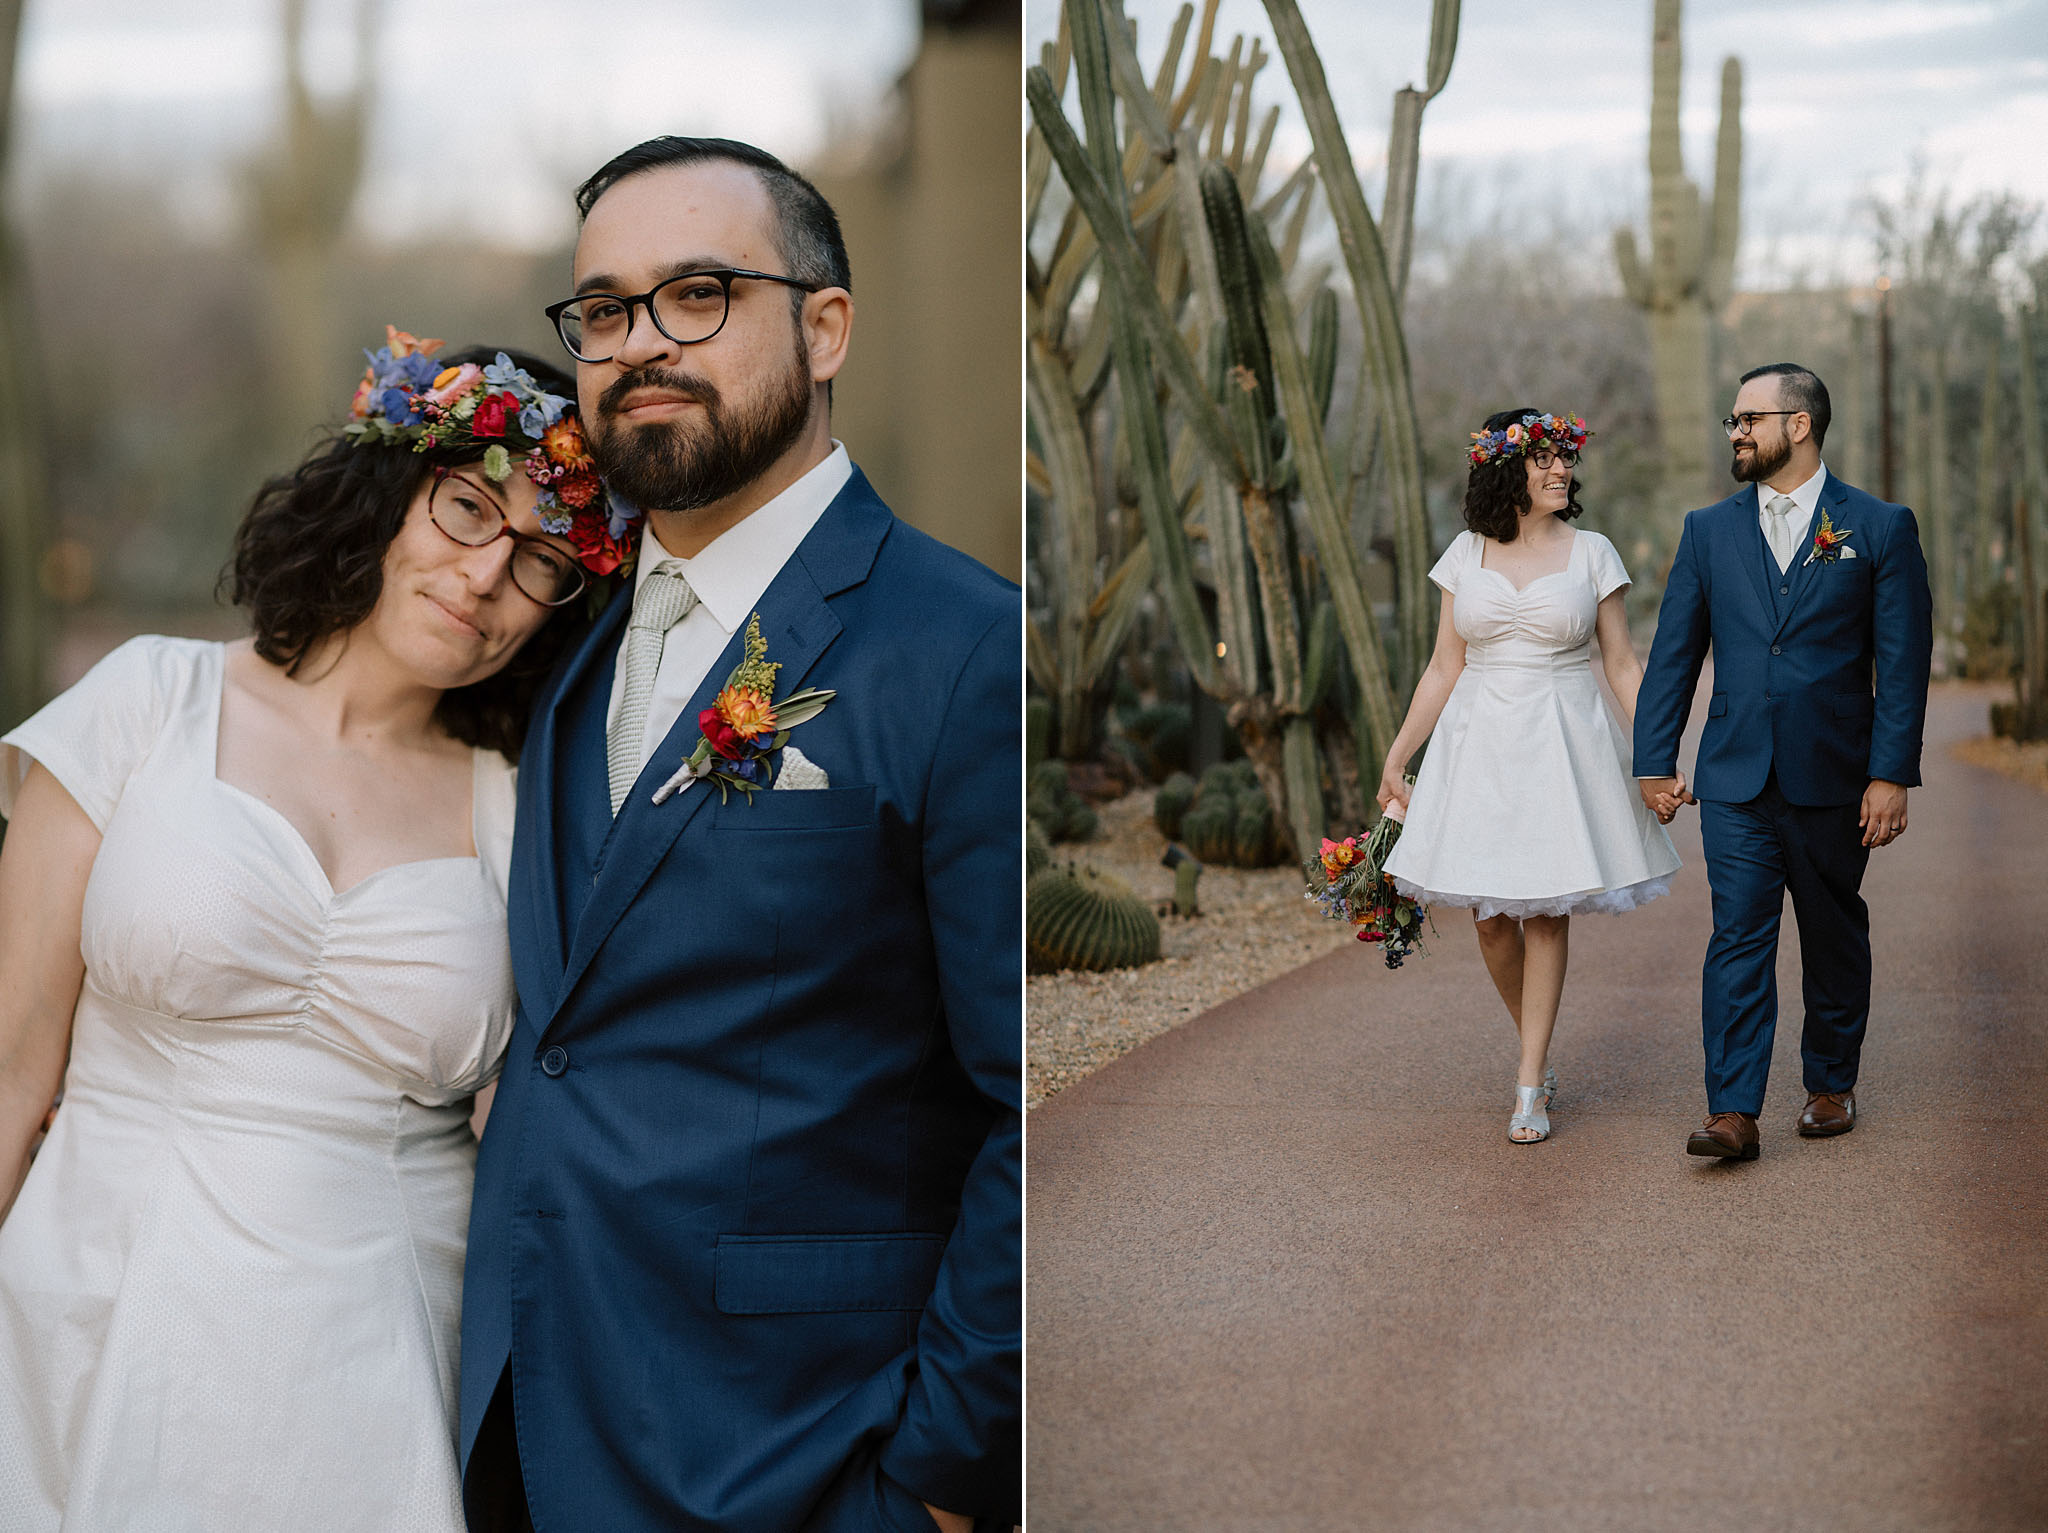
[1804,510,1854,565]
[651,614,834,805]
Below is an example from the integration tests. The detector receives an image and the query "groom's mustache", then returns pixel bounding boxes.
[596,368,723,421]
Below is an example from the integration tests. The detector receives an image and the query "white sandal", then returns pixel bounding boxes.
[1509,1070,1556,1144]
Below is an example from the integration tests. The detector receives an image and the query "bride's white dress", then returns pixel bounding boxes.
[0,636,516,1532]
[1384,528,1681,920]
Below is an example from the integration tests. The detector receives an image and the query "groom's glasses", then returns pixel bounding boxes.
[427,469,587,607]
[546,269,821,363]
[1722,410,1799,437]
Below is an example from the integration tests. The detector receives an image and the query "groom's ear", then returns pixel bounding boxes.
[1788,410,1813,445]
[802,288,853,387]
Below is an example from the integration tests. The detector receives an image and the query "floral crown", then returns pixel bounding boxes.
[342,325,641,576]
[1467,411,1592,468]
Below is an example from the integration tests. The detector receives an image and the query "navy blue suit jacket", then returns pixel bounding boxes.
[1633,473,1932,805]
[459,468,1021,1530]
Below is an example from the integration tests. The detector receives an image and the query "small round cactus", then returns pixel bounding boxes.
[1026,865,1162,973]
[1153,771,1197,840]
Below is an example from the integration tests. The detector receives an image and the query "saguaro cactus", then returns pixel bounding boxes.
[1615,0,1741,545]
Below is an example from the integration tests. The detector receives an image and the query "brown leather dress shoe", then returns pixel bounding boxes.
[1686,1112,1760,1160]
[1797,1090,1856,1137]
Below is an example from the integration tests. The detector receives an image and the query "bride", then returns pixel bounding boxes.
[1378,408,1681,1144]
[0,330,628,1529]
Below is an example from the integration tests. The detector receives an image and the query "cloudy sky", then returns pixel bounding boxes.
[15,0,923,247]
[1028,0,2048,288]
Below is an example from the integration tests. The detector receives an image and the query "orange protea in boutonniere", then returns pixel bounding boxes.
[1805,510,1854,565]
[651,615,836,806]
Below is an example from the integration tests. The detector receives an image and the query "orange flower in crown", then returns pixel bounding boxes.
[341,325,642,578]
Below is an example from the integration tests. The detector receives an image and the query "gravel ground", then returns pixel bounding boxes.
[1026,787,1358,1107]
[1952,731,2048,794]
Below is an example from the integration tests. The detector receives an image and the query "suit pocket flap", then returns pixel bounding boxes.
[714,1233,946,1314]
[1708,694,1728,718]
[726,784,875,830]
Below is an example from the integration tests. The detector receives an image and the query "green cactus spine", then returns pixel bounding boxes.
[1027,865,1163,973]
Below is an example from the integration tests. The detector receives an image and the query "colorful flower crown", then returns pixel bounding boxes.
[1467,411,1592,468]
[342,326,641,576]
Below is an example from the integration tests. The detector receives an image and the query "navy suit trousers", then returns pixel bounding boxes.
[1699,771,1872,1112]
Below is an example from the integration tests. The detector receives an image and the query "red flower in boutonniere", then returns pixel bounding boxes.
[1805,510,1854,565]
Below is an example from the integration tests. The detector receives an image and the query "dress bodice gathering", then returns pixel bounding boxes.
[0,636,516,1532]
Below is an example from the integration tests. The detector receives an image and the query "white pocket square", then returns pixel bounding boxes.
[1840,544,1858,558]
[775,745,830,790]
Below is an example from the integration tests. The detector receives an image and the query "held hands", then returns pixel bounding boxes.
[1860,779,1909,847]
[1638,774,1694,824]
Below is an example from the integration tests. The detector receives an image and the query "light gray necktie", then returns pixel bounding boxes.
[1764,494,1801,573]
[607,564,698,814]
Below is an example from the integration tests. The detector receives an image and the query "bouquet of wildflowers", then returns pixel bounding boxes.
[1303,793,1432,970]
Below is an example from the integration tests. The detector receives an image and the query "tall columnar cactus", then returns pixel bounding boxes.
[1025,0,1456,860]
[1615,0,1741,547]
[2015,306,2048,737]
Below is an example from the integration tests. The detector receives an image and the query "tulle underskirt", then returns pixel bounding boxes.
[1389,871,1675,924]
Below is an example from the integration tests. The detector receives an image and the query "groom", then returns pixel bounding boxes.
[459,138,1020,1530]
[1635,363,1931,1162]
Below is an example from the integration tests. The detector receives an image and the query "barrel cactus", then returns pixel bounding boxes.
[1153,771,1197,840]
[1117,701,1192,782]
[1027,817,1052,878]
[1173,760,1283,868]
[1028,759,1097,843]
[1026,865,1162,973]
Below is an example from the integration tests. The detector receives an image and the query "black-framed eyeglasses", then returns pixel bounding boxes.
[545,268,821,363]
[1722,410,1800,437]
[427,468,587,608]
[1529,448,1580,470]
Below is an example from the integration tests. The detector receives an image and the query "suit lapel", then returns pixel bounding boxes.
[1773,474,1846,638]
[540,473,888,1033]
[1726,490,1776,629]
[512,588,631,997]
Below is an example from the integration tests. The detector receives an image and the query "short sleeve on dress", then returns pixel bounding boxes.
[1588,533,1633,601]
[1428,531,1474,595]
[0,635,194,829]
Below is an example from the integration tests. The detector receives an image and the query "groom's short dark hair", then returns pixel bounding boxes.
[574,137,853,312]
[1739,362,1831,447]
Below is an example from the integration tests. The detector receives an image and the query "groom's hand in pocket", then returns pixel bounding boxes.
[1860,779,1909,847]
[922,1504,972,1533]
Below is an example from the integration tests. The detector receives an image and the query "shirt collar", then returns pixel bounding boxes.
[1757,460,1828,523]
[631,442,852,635]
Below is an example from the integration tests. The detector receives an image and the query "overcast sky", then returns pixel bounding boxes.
[14,0,923,247]
[1028,0,2048,288]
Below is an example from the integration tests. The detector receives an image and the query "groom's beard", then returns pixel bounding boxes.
[1731,432,1791,483]
[590,349,813,513]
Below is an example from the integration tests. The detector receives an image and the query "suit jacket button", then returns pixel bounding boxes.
[1770,644,1782,655]
[541,1046,569,1077]
[1779,585,1790,595]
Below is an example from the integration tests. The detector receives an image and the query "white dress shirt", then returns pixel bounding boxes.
[604,442,852,778]
[1757,461,1828,574]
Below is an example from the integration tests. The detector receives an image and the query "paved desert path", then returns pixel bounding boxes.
[1026,683,2048,1530]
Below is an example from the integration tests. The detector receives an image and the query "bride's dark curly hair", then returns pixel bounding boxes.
[222,346,590,762]
[1462,405,1587,543]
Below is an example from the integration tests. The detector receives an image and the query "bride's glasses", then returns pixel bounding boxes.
[1529,448,1579,471]
[426,469,587,607]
